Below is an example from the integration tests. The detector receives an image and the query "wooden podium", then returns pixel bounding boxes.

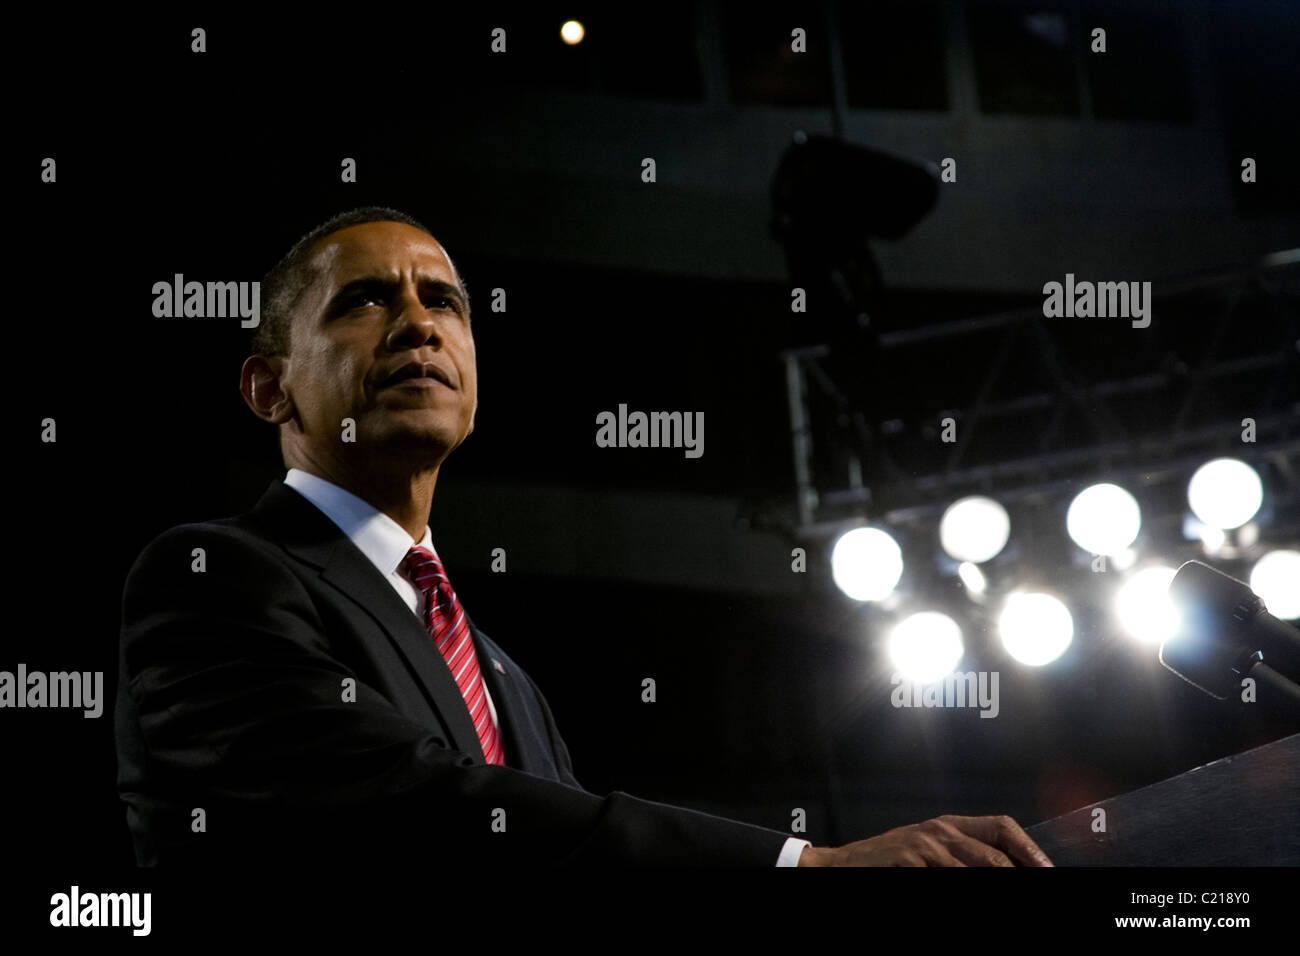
[1025,732,1300,865]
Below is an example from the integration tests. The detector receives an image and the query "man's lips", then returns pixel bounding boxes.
[378,360,454,390]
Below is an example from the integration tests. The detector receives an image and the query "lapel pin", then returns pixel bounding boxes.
[492,658,505,674]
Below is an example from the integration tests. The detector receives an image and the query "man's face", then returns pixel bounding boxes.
[277,221,477,468]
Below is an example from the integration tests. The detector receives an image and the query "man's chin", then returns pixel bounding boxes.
[358,425,466,466]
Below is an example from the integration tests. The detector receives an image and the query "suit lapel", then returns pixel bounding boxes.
[249,480,486,764]
[319,545,488,764]
[466,616,528,772]
[467,615,558,779]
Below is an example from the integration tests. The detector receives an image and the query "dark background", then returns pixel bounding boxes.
[9,0,1299,877]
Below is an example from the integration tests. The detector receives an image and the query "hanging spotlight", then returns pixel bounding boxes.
[1114,565,1181,644]
[1187,458,1263,530]
[830,527,903,602]
[1250,550,1300,620]
[999,592,1073,665]
[939,496,1011,563]
[1066,483,1141,556]
[888,611,964,683]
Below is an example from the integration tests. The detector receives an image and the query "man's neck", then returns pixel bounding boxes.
[288,456,439,542]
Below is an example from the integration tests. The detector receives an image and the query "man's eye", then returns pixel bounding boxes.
[345,292,382,309]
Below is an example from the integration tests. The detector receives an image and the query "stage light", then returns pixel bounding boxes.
[831,527,903,602]
[888,612,964,683]
[1114,565,1180,644]
[1187,458,1263,530]
[560,20,585,44]
[939,496,1011,563]
[957,561,986,595]
[998,592,1073,665]
[1066,483,1141,556]
[1250,550,1300,620]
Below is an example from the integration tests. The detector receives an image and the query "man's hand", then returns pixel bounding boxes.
[797,814,1053,867]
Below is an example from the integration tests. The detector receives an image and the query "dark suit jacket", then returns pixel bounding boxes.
[116,479,791,865]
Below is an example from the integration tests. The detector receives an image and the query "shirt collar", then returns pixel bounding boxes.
[283,468,434,578]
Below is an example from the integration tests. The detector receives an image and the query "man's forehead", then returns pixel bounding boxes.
[308,221,456,285]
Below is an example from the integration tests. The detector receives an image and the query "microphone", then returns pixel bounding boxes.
[1160,560,1300,715]
[1168,560,1300,676]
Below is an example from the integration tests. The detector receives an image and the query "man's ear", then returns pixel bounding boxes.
[240,355,295,424]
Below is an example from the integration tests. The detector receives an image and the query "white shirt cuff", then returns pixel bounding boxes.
[776,837,812,867]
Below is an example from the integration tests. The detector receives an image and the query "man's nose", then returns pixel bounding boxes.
[388,287,444,347]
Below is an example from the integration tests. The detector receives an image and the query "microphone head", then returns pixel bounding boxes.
[1161,561,1267,699]
[1168,560,1264,625]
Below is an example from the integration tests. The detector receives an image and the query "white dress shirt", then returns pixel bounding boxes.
[282,468,810,867]
[283,468,500,730]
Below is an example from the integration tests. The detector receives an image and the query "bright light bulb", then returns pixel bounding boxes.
[957,561,986,595]
[1115,566,1180,644]
[560,20,585,44]
[831,527,903,602]
[1067,483,1141,556]
[939,496,1011,563]
[999,592,1073,666]
[1187,458,1263,530]
[888,612,964,684]
[1251,550,1300,620]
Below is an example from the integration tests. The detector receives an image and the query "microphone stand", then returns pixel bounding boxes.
[1160,634,1300,718]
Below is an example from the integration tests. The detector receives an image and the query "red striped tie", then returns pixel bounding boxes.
[400,546,506,765]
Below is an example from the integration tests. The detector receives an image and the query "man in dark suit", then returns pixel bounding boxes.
[116,206,1051,868]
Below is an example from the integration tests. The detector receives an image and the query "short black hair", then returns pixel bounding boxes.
[251,206,469,357]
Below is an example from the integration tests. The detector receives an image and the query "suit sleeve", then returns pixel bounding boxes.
[119,523,791,866]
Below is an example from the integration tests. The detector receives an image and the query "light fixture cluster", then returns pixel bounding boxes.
[827,457,1297,683]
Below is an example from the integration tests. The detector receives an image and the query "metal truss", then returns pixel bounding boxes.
[781,251,1300,536]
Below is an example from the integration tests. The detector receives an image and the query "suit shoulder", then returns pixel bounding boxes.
[129,514,280,569]
[122,514,303,603]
